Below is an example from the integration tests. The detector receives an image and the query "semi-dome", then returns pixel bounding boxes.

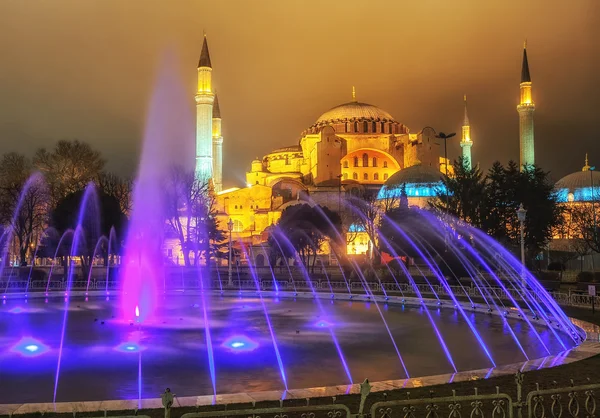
[377,164,444,200]
[555,159,600,202]
[316,101,396,124]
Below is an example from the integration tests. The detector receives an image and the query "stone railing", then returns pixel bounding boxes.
[7,373,596,418]
[1,278,599,311]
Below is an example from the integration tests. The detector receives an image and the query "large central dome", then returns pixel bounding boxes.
[316,101,396,124]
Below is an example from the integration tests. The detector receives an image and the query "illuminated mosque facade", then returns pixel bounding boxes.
[170,36,540,263]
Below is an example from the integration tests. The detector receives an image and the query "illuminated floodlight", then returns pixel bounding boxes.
[11,338,49,357]
[222,335,258,352]
[315,320,333,328]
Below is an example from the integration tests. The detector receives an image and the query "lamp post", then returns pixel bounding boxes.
[517,203,527,283]
[435,132,456,176]
[227,218,233,287]
[336,174,343,213]
[590,166,596,273]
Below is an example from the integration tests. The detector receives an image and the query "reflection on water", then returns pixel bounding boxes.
[0,295,571,403]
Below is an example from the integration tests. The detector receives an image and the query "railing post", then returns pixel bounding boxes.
[515,371,524,418]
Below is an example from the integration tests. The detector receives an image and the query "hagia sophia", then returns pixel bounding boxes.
[164,35,599,265]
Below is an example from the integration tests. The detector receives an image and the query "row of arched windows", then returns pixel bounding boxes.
[343,172,389,181]
[344,121,396,134]
[344,155,388,168]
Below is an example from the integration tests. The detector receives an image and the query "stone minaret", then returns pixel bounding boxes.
[195,34,215,181]
[460,95,472,170]
[517,41,535,170]
[212,94,223,192]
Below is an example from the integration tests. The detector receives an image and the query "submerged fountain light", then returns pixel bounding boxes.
[9,307,24,314]
[11,338,49,357]
[116,342,144,353]
[222,335,258,352]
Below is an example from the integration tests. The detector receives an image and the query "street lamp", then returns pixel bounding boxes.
[590,166,597,273]
[435,132,456,176]
[336,174,343,213]
[517,203,527,282]
[227,218,234,287]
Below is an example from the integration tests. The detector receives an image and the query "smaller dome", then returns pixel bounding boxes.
[555,169,600,202]
[378,164,443,199]
[384,164,442,186]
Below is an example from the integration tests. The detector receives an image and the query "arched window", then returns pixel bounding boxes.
[363,121,368,132]
[374,173,379,180]
[233,220,244,233]
[372,157,378,167]
[353,156,359,167]
[234,205,238,209]
[353,172,358,180]
[388,124,393,134]
[363,173,368,180]
[354,122,358,132]
[381,122,385,132]
[372,121,377,132]
[343,161,349,168]
[383,173,388,180]
[343,173,348,180]
[345,123,349,133]
[362,153,369,167]
[383,161,388,168]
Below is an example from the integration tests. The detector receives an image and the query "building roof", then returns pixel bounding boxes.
[521,43,531,83]
[198,35,212,68]
[377,164,444,199]
[384,164,442,187]
[555,158,600,202]
[269,145,302,154]
[315,101,396,124]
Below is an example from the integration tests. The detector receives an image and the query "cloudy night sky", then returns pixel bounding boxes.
[0,0,598,186]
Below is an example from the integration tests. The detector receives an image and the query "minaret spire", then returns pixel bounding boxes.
[198,34,212,68]
[195,33,215,181]
[460,94,472,170]
[521,41,531,83]
[352,86,356,102]
[212,93,223,192]
[517,41,535,170]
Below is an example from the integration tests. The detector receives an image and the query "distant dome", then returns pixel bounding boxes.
[378,164,444,199]
[315,102,396,124]
[555,168,600,202]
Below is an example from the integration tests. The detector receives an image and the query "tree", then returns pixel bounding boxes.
[346,190,380,262]
[274,203,342,272]
[430,156,486,228]
[187,189,227,266]
[162,166,223,267]
[96,172,133,217]
[46,188,127,279]
[34,140,105,204]
[482,161,562,265]
[0,153,49,266]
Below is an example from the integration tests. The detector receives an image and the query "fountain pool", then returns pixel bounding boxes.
[0,292,576,404]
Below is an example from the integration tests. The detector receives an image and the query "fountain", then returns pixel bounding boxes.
[0,53,590,407]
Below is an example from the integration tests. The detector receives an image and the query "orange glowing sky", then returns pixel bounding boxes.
[0,0,598,185]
